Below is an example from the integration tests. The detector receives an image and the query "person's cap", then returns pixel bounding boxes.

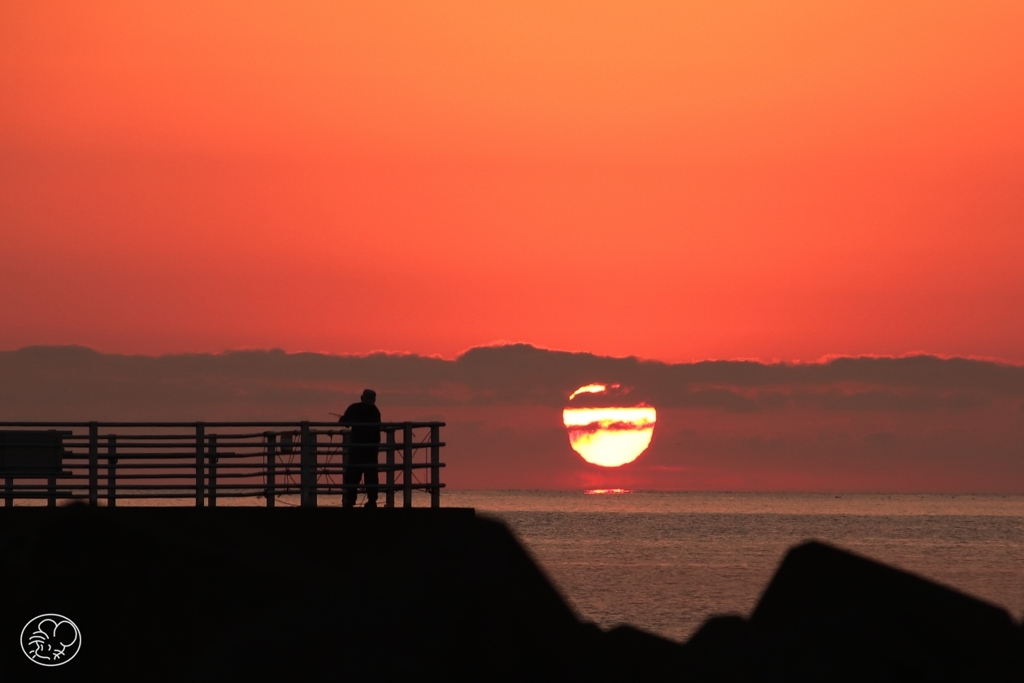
[361,389,376,400]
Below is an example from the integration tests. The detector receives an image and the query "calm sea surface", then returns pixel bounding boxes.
[444,491,1024,643]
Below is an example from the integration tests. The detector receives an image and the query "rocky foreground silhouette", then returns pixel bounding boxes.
[1,507,1020,681]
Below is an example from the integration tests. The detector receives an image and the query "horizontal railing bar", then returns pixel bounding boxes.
[57,437,441,442]
[58,440,446,451]
[9,472,442,485]
[4,483,266,489]
[102,489,298,495]
[45,440,420,448]
[55,467,294,475]
[46,459,436,469]
[25,478,429,488]
[3,481,445,491]
[63,451,271,457]
[58,445,442,454]
[58,434,320,442]
[13,462,443,473]
[59,462,206,468]
[2,490,439,502]
[63,454,207,460]
[63,434,203,441]
[60,452,351,459]
[70,492,273,499]
[88,483,442,492]
[53,490,428,499]
[0,421,445,428]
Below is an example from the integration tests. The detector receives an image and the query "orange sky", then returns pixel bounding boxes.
[2,1,1023,362]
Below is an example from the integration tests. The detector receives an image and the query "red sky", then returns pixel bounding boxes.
[2,2,1023,362]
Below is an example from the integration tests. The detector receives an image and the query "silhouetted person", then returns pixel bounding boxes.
[339,389,382,508]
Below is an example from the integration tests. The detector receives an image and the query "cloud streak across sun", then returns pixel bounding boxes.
[563,388,657,467]
[568,383,613,400]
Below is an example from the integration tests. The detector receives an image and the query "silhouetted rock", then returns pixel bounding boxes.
[742,541,1022,681]
[679,614,754,679]
[601,624,692,679]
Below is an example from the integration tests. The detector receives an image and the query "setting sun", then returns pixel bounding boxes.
[562,386,657,467]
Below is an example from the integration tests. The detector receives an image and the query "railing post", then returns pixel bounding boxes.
[195,423,205,507]
[107,435,117,507]
[88,422,99,507]
[430,424,440,509]
[265,433,276,508]
[403,423,413,508]
[208,434,218,508]
[340,430,349,506]
[385,428,395,508]
[300,421,315,507]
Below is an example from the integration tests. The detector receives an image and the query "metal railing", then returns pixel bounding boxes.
[0,422,445,508]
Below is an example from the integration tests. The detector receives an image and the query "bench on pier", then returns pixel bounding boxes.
[0,430,73,507]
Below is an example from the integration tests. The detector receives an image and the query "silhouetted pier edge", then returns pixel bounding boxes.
[1,506,1021,680]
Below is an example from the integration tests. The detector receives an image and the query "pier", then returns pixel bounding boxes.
[2,425,1021,679]
[0,421,445,507]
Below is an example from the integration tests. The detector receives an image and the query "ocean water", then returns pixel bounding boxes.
[444,491,1024,643]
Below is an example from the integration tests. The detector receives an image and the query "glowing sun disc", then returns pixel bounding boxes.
[562,405,657,467]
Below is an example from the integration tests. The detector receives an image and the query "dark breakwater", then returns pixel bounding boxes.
[0,507,1020,681]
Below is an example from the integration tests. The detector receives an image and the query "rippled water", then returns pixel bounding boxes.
[444,491,1024,643]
